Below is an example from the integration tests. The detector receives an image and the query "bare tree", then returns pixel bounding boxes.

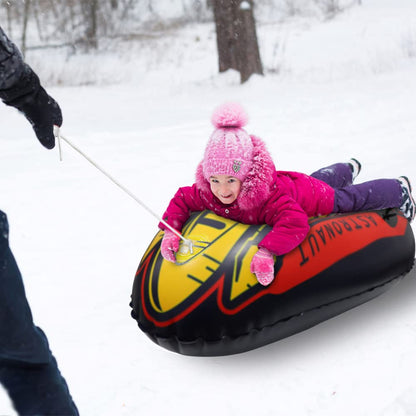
[1,1,14,35]
[212,0,263,83]
[82,0,98,49]
[21,0,31,57]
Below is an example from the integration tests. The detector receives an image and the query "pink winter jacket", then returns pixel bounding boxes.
[160,136,335,256]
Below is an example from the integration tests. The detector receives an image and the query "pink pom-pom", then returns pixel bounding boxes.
[211,103,248,129]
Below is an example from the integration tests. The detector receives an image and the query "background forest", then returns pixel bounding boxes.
[1,0,362,84]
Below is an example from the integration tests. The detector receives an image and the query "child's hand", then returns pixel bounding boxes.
[161,229,180,263]
[250,247,275,286]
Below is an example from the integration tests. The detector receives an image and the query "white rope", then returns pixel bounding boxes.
[53,126,193,251]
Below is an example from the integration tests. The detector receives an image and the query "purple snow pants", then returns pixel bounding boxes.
[310,163,403,213]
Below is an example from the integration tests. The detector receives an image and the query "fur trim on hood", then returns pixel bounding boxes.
[195,135,276,211]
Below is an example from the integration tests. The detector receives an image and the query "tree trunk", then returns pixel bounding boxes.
[33,0,45,42]
[1,1,14,36]
[213,0,238,72]
[84,0,98,49]
[79,0,99,50]
[21,0,31,58]
[213,0,263,83]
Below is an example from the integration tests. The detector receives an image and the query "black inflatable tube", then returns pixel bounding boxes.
[130,209,415,356]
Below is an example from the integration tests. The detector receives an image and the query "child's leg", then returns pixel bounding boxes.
[311,163,354,189]
[333,179,402,212]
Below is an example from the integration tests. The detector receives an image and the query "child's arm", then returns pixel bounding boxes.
[159,184,206,263]
[258,194,310,256]
[159,184,206,232]
[250,195,309,285]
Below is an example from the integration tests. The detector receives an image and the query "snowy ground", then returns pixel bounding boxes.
[1,0,416,415]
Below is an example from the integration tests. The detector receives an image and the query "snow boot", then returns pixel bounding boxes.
[348,158,361,182]
[398,176,416,222]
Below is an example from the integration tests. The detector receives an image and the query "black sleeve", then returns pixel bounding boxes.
[0,26,41,104]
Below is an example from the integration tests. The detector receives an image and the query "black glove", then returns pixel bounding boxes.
[16,85,62,149]
[0,65,62,149]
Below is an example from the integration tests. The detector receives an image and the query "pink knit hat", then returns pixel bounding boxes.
[202,103,254,181]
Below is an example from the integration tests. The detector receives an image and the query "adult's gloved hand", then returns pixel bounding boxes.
[160,229,180,263]
[250,247,275,286]
[0,66,62,149]
[17,86,62,149]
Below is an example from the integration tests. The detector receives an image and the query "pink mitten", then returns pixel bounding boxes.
[250,247,275,286]
[160,229,180,263]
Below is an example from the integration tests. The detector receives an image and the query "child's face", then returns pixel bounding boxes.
[209,175,242,205]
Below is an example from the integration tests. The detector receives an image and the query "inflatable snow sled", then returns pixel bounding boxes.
[130,209,415,356]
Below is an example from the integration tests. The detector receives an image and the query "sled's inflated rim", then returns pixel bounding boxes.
[130,209,415,356]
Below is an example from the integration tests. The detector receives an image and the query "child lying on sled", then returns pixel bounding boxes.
[159,103,415,286]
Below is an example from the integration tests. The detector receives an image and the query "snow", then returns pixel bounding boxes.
[1,0,416,415]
